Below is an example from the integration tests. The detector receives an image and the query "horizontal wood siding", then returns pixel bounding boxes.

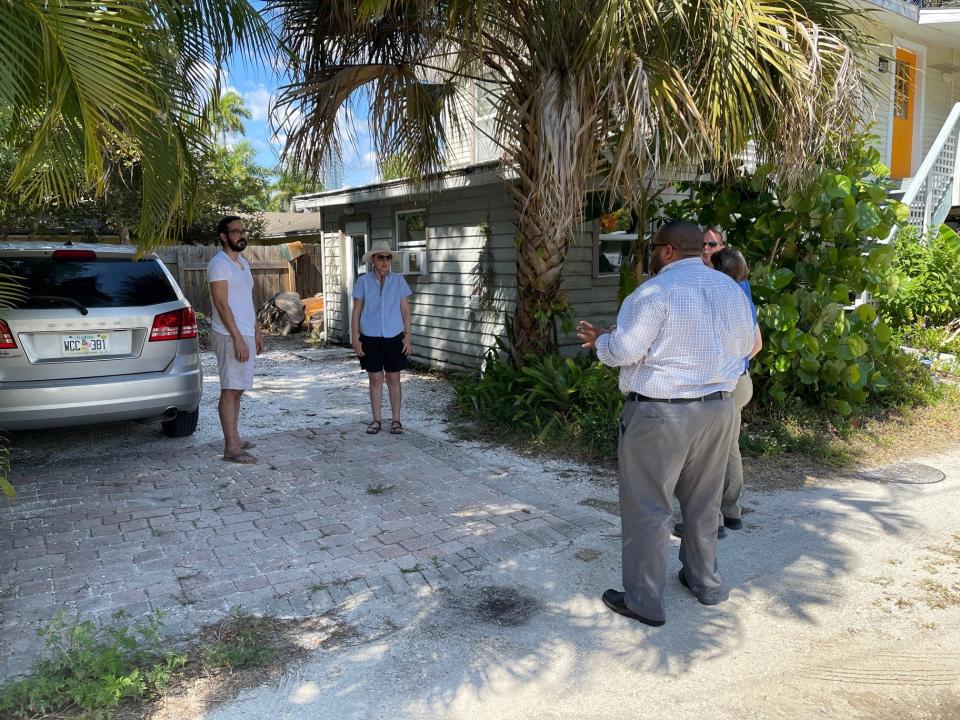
[317,169,721,369]
[322,231,347,342]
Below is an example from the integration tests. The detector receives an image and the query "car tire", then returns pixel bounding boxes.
[161,408,199,438]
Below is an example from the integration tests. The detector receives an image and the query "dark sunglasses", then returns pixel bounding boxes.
[703,241,722,248]
[374,254,393,261]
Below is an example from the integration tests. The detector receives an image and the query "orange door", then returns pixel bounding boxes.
[891,47,917,179]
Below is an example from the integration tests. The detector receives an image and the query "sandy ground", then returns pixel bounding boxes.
[193,444,960,720]
[9,337,462,467]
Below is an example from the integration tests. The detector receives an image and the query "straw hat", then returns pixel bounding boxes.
[361,240,395,264]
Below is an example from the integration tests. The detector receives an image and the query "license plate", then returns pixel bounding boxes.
[62,334,110,357]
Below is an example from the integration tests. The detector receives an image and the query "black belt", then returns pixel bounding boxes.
[625,391,729,403]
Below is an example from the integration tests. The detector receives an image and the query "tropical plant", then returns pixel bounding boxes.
[667,134,905,415]
[267,166,323,211]
[207,90,253,145]
[0,0,271,249]
[181,140,272,243]
[455,351,622,457]
[875,223,960,327]
[269,0,865,364]
[380,155,414,182]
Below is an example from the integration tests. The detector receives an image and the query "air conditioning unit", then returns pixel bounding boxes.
[395,249,428,276]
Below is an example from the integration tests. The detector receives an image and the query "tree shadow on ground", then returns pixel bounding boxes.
[222,470,937,719]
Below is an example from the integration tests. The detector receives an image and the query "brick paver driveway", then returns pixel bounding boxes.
[0,425,614,680]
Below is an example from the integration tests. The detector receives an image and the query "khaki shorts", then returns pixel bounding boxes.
[212,332,255,391]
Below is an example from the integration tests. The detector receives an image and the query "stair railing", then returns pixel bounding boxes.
[890,101,960,240]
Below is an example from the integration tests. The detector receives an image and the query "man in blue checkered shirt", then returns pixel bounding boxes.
[578,220,755,626]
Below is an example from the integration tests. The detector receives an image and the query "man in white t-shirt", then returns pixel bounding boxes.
[207,215,263,463]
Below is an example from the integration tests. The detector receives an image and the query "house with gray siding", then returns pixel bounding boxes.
[294,0,960,371]
[292,162,650,371]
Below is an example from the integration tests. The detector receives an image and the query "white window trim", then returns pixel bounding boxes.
[594,231,637,280]
[395,208,429,276]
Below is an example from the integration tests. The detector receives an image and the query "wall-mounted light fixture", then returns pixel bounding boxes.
[878,56,890,74]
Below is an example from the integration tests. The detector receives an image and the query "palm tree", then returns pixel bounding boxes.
[0,0,272,250]
[209,91,254,145]
[0,0,273,493]
[269,0,865,362]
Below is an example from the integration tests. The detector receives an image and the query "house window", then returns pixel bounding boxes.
[894,59,913,120]
[474,77,498,162]
[596,232,637,277]
[396,209,428,276]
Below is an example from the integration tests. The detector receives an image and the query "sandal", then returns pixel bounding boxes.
[389,420,403,435]
[366,420,382,435]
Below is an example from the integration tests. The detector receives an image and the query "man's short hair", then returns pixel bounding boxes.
[217,215,244,239]
[656,221,703,256]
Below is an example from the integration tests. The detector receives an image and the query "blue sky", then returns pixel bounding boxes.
[225,37,377,189]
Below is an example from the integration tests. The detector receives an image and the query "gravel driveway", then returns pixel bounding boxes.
[10,337,458,468]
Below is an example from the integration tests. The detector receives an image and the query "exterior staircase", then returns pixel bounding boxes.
[888,101,960,240]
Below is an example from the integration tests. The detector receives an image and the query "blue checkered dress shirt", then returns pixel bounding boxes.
[595,257,756,398]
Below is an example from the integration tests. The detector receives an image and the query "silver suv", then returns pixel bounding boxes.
[0,242,203,436]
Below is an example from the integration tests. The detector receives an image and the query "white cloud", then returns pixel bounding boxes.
[243,86,273,123]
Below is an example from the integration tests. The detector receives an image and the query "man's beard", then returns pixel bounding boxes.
[226,237,247,253]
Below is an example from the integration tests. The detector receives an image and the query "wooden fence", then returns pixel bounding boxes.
[155,244,323,316]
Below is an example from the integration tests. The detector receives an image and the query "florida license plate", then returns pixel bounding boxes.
[62,333,110,356]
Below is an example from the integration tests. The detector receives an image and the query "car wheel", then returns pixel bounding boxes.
[161,408,199,438]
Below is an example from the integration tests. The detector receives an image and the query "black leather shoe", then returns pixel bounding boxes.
[678,569,720,606]
[723,516,743,530]
[672,523,726,539]
[601,589,665,626]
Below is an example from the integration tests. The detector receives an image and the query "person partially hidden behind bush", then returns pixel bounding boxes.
[577,220,755,626]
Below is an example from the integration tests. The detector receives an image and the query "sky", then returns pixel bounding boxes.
[224,33,377,190]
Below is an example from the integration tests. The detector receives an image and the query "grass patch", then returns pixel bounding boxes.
[0,610,186,720]
[0,608,296,719]
[399,564,423,574]
[199,610,277,671]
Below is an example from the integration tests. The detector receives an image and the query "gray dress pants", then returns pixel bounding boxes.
[618,396,735,621]
[720,372,754,523]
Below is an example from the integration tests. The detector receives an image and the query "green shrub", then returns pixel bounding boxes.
[0,611,186,720]
[667,133,905,416]
[875,224,960,327]
[454,351,623,458]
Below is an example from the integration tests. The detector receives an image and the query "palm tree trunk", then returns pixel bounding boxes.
[510,172,571,366]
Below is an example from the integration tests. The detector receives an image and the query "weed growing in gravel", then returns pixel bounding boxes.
[399,564,423,574]
[0,610,186,720]
[200,609,277,670]
[366,483,394,495]
[0,607,292,719]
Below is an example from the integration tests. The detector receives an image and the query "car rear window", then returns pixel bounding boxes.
[2,257,178,309]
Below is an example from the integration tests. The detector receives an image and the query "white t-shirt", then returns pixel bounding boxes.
[207,250,256,337]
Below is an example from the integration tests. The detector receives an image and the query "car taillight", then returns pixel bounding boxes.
[0,320,16,349]
[150,308,198,341]
[179,307,198,339]
[51,249,97,261]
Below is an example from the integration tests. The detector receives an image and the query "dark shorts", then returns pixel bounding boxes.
[359,333,406,373]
